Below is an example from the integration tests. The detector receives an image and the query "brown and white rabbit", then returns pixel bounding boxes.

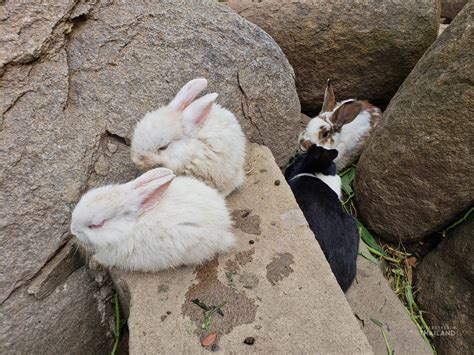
[298,80,381,171]
[131,78,246,196]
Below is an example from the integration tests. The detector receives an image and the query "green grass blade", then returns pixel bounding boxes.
[356,220,388,257]
[371,318,393,355]
[371,318,383,327]
[445,207,473,232]
[405,285,415,314]
[111,294,121,355]
[359,250,379,264]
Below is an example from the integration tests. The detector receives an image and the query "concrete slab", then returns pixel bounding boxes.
[112,144,372,354]
[346,242,432,355]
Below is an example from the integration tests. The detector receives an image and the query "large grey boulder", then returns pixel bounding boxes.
[354,3,474,242]
[226,0,440,112]
[0,0,300,352]
[416,214,474,354]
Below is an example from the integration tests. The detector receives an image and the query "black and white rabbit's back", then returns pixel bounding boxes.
[285,145,359,292]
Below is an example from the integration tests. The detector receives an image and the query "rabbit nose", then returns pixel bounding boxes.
[134,155,154,170]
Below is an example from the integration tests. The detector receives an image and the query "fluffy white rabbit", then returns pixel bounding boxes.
[131,78,246,196]
[298,80,381,171]
[70,168,235,272]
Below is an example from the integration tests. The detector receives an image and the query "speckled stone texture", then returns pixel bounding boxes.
[354,3,474,243]
[226,0,440,112]
[416,214,474,354]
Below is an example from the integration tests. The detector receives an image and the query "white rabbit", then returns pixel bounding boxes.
[131,78,246,196]
[298,80,381,171]
[70,168,235,272]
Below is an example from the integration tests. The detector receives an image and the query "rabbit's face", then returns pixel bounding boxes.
[71,168,175,248]
[71,185,136,248]
[299,113,338,151]
[131,78,217,173]
[131,107,189,171]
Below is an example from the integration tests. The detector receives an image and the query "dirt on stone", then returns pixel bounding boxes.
[266,253,295,286]
[182,259,258,336]
[231,209,262,235]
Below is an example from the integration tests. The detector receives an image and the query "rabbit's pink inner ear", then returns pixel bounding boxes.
[183,93,217,130]
[140,180,172,211]
[321,79,336,113]
[169,78,208,112]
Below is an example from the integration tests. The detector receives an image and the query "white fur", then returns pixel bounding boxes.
[299,99,380,171]
[70,168,235,272]
[315,173,342,199]
[131,78,246,196]
[290,173,342,199]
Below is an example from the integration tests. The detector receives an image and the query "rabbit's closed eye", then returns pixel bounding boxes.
[89,220,106,229]
[158,144,169,151]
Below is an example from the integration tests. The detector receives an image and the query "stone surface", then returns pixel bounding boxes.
[0,266,114,354]
[1,0,300,351]
[112,144,373,354]
[226,0,440,112]
[27,240,83,300]
[346,242,432,354]
[354,3,474,242]
[416,214,474,354]
[441,0,469,21]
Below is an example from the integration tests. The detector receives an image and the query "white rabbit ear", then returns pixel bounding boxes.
[182,93,218,133]
[321,79,336,113]
[332,101,362,130]
[129,168,175,211]
[169,78,208,112]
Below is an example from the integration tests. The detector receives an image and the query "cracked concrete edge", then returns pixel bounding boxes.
[345,242,432,354]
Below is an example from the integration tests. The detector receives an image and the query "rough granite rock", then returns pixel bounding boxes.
[226,0,440,113]
[441,0,469,21]
[0,0,299,352]
[354,3,474,242]
[0,266,114,354]
[416,214,474,354]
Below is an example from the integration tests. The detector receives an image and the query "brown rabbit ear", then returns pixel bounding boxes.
[332,101,362,131]
[321,79,336,113]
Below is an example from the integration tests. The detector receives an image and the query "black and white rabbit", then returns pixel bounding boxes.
[285,145,359,292]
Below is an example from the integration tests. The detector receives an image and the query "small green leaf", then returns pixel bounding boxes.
[202,314,211,330]
[356,220,388,257]
[359,250,379,264]
[340,167,356,196]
